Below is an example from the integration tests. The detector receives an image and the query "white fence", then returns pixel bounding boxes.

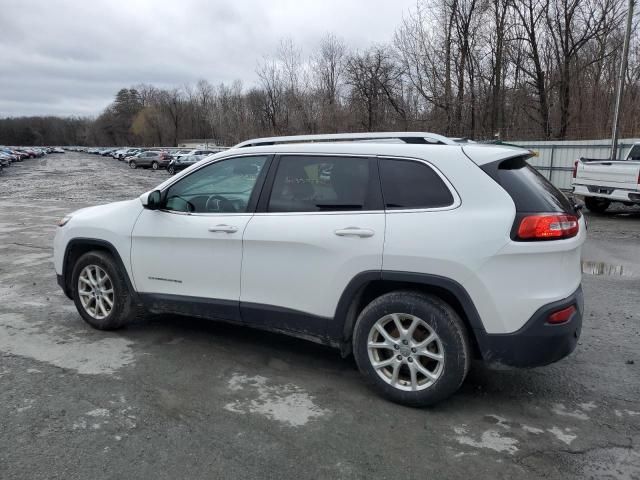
[511,138,640,190]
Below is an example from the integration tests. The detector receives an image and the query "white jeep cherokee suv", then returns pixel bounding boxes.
[54,132,585,406]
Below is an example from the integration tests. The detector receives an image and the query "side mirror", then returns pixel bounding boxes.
[140,190,162,210]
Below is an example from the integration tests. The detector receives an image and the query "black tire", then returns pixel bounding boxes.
[584,196,610,213]
[151,161,159,170]
[129,160,137,169]
[71,251,143,330]
[352,290,470,407]
[168,166,175,175]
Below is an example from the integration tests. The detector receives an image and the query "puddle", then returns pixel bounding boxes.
[582,261,636,277]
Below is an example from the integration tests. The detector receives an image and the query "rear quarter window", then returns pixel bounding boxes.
[379,158,454,209]
[481,156,575,213]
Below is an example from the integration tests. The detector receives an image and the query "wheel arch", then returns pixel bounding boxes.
[332,271,485,357]
[61,238,137,300]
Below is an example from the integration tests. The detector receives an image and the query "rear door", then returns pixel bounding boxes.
[240,154,385,337]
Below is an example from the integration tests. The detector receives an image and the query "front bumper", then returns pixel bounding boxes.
[56,273,72,299]
[476,286,583,367]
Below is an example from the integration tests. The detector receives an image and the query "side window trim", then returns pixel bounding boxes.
[158,154,273,216]
[377,156,461,212]
[255,154,383,214]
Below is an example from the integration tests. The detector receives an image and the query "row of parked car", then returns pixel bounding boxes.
[0,146,64,173]
[67,146,227,175]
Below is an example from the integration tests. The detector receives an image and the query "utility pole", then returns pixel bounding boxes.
[611,0,635,161]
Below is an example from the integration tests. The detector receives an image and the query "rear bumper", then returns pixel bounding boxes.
[573,184,640,202]
[476,286,583,367]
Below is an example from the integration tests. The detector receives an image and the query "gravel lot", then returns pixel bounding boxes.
[0,152,638,480]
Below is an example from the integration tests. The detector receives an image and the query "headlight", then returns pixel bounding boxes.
[58,215,73,227]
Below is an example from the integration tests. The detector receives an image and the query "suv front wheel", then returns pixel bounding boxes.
[353,291,470,407]
[71,251,141,330]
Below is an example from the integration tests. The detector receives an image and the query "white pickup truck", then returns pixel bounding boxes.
[572,143,640,213]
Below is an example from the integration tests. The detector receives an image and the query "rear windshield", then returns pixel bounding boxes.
[481,156,575,213]
[628,144,640,160]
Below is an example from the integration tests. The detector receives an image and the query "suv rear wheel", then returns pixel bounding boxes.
[353,291,470,407]
[71,251,141,330]
[129,160,137,169]
[151,161,159,170]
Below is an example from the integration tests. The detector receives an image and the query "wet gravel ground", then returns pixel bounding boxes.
[0,152,638,480]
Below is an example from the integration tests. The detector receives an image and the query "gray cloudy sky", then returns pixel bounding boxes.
[0,0,415,118]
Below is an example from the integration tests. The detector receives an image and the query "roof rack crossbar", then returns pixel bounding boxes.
[233,132,458,148]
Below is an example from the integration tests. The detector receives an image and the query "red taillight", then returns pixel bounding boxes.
[548,305,576,324]
[572,160,579,178]
[517,214,579,240]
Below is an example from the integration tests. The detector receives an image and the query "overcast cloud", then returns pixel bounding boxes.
[0,0,416,117]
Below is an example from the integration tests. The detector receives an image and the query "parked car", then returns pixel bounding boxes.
[0,149,17,163]
[172,149,193,160]
[572,142,640,213]
[127,150,171,170]
[123,148,140,160]
[53,132,585,407]
[166,154,206,175]
[0,153,11,169]
[176,149,218,160]
[52,147,65,154]
[9,149,25,161]
[114,148,139,160]
[110,149,125,159]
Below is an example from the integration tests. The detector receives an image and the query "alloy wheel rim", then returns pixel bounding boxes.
[367,313,444,392]
[78,265,114,320]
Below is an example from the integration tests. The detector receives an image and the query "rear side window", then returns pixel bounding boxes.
[628,145,640,160]
[481,156,575,213]
[268,156,380,212]
[379,158,454,209]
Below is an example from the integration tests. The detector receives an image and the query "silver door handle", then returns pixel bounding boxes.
[208,224,238,233]
[334,227,375,238]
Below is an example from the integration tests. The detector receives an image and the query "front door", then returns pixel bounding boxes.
[131,154,270,319]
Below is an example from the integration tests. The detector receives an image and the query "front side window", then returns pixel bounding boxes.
[379,158,454,209]
[164,155,268,213]
[268,156,378,212]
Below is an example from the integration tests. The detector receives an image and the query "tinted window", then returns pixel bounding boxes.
[379,158,454,209]
[164,155,267,213]
[268,156,378,212]
[628,145,640,160]
[481,156,574,213]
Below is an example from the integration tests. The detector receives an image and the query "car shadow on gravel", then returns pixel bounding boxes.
[128,313,354,372]
[121,312,581,405]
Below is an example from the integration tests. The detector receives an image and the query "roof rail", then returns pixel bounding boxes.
[233,132,458,148]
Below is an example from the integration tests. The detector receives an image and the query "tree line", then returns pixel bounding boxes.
[1,0,639,147]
